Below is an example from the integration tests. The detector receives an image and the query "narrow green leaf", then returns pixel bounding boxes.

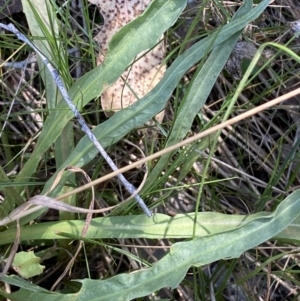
[143,0,253,190]
[0,166,24,217]
[0,211,264,244]
[55,122,76,221]
[21,0,61,108]
[1,275,50,293]
[22,0,76,222]
[144,32,242,190]
[41,0,271,197]
[3,188,300,301]
[0,198,298,246]
[275,214,300,243]
[15,0,187,191]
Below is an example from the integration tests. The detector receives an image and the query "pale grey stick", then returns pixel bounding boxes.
[0,22,152,217]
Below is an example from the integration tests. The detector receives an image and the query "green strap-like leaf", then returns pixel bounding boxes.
[15,0,187,190]
[42,0,271,198]
[2,188,300,301]
[143,0,252,190]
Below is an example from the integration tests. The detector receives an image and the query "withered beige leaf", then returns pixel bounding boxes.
[89,0,166,122]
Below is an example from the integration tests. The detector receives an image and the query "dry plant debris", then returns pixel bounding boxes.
[89,0,166,122]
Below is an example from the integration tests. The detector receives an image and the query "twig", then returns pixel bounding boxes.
[0,22,152,217]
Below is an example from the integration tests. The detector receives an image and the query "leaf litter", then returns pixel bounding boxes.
[89,0,166,122]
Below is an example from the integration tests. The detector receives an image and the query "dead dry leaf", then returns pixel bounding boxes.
[89,0,166,123]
